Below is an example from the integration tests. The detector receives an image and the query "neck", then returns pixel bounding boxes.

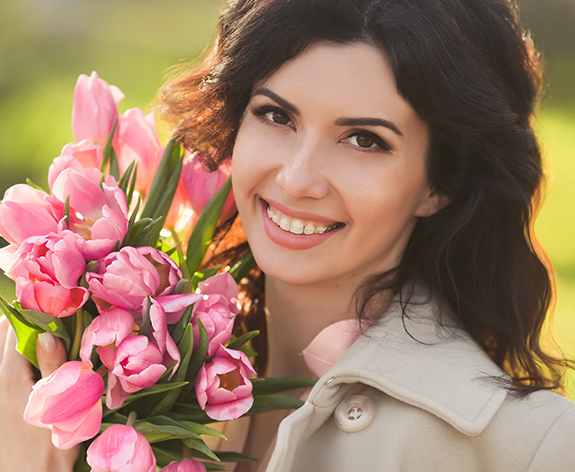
[264,275,360,379]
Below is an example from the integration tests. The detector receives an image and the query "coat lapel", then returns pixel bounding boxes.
[308,289,509,436]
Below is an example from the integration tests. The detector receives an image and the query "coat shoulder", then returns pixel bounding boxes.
[488,390,575,471]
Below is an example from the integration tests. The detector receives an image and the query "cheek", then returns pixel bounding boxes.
[231,124,270,216]
[346,169,430,236]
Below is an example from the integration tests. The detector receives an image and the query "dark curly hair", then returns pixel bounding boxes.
[158,0,570,393]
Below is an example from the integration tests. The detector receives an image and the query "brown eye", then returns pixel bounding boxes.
[265,110,291,125]
[355,134,375,148]
[345,131,391,152]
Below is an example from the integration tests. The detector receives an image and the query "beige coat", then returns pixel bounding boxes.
[266,292,575,471]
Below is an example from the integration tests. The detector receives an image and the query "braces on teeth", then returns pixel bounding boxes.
[266,204,339,235]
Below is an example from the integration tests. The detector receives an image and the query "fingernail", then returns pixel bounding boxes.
[38,332,58,353]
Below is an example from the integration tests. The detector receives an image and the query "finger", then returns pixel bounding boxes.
[0,326,33,383]
[0,316,9,364]
[36,332,67,378]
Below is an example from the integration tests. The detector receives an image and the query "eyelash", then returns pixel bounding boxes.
[344,130,392,153]
[252,105,293,128]
[250,104,392,153]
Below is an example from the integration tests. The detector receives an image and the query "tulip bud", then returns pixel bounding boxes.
[86,424,156,472]
[23,361,104,449]
[193,273,241,357]
[72,71,124,146]
[181,153,236,222]
[195,345,257,421]
[113,108,163,196]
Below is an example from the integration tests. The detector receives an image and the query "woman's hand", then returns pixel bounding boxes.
[0,316,79,472]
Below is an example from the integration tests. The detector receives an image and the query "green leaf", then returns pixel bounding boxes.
[238,344,258,357]
[101,118,119,179]
[176,243,192,281]
[100,412,128,428]
[226,330,259,352]
[126,162,138,211]
[176,421,226,440]
[122,195,142,245]
[122,137,185,244]
[148,324,194,417]
[63,195,71,230]
[185,178,232,276]
[25,178,47,193]
[190,266,221,292]
[156,361,178,384]
[227,249,256,283]
[152,444,184,468]
[0,298,41,368]
[245,395,305,416]
[129,216,164,248]
[139,138,183,226]
[0,296,35,327]
[169,304,194,346]
[216,451,259,463]
[169,403,211,424]
[102,382,188,417]
[134,416,202,443]
[251,377,316,395]
[19,308,71,351]
[140,296,152,338]
[183,438,219,461]
[177,319,209,402]
[118,159,136,194]
[203,464,229,472]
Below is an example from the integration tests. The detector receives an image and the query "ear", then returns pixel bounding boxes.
[415,190,450,218]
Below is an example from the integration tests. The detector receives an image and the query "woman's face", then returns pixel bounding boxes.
[232,42,441,288]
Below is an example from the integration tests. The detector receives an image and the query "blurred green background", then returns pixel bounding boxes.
[0,0,574,392]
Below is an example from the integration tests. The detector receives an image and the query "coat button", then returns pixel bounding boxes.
[334,395,375,433]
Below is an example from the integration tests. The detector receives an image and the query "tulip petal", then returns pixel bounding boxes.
[51,399,102,450]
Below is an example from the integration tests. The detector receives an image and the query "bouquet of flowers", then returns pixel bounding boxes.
[0,72,314,471]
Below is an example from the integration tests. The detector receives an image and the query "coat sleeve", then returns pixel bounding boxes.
[526,404,575,471]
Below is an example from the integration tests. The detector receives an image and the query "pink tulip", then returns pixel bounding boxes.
[146,298,180,368]
[193,273,241,357]
[87,246,182,313]
[50,165,129,260]
[114,108,164,196]
[105,335,166,409]
[160,459,207,472]
[195,345,256,421]
[165,182,195,231]
[48,141,103,190]
[86,424,156,472]
[72,71,124,147]
[80,308,136,368]
[6,232,89,318]
[23,361,103,450]
[0,184,61,247]
[181,153,236,222]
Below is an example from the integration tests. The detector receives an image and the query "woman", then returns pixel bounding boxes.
[1,0,574,470]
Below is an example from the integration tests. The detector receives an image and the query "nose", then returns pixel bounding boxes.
[275,139,330,200]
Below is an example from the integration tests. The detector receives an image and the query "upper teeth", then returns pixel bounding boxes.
[267,205,330,235]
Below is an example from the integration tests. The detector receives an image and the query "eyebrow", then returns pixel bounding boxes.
[252,88,301,116]
[252,87,403,137]
[335,117,403,137]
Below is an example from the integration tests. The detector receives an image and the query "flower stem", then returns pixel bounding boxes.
[127,411,137,427]
[183,445,191,459]
[170,226,181,246]
[69,307,84,361]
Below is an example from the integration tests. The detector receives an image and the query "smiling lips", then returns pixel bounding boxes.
[260,198,344,249]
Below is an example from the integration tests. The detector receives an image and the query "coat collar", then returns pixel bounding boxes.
[306,286,509,436]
